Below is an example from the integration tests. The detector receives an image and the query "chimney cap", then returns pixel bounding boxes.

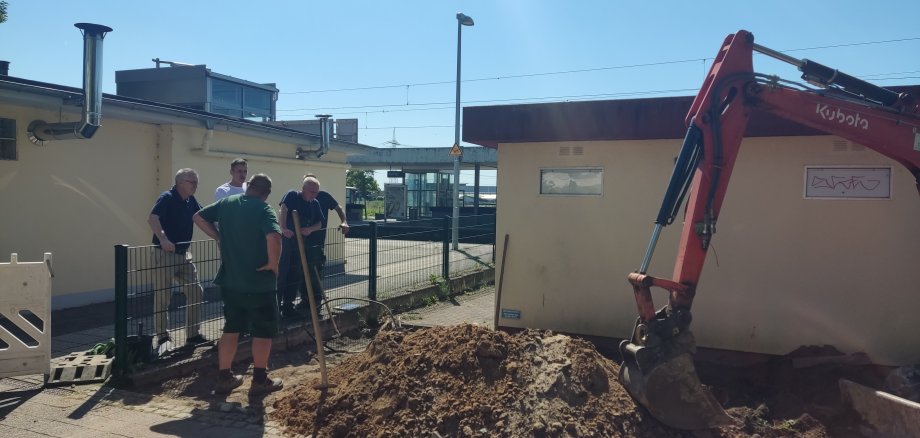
[74,23,113,35]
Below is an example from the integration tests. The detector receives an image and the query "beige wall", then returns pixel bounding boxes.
[0,103,349,309]
[495,136,920,365]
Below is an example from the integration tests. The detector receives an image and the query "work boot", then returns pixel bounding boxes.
[214,373,244,394]
[185,334,207,345]
[156,333,172,356]
[249,376,283,394]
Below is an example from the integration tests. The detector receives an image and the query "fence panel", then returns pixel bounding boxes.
[112,214,495,371]
[124,241,223,351]
[449,214,497,276]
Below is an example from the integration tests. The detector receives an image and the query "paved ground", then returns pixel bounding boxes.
[0,287,497,437]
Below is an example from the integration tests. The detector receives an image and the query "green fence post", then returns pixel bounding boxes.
[368,221,377,301]
[114,244,128,376]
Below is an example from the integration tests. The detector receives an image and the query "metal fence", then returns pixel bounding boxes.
[113,214,495,374]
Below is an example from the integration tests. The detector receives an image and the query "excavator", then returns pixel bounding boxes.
[618,30,920,430]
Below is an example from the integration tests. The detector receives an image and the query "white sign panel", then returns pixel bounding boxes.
[804,167,891,199]
[384,184,407,219]
[540,168,603,196]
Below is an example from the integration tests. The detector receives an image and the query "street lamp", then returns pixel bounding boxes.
[452,12,473,250]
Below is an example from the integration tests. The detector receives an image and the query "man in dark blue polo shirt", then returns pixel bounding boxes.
[147,168,205,352]
[276,176,323,318]
[296,174,350,315]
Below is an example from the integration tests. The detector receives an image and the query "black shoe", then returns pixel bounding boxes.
[281,304,300,319]
[214,373,244,394]
[185,334,207,345]
[249,376,283,394]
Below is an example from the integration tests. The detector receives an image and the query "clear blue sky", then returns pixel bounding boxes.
[3,1,919,187]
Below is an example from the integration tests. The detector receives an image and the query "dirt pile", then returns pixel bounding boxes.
[271,324,829,437]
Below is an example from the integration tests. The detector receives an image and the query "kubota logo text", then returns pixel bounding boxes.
[816,104,869,130]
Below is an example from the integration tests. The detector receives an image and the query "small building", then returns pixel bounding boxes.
[0,59,373,309]
[464,89,920,366]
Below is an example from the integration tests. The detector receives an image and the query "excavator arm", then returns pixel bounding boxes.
[619,30,920,430]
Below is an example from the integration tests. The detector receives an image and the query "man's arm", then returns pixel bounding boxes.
[257,232,282,275]
[147,214,175,252]
[333,205,349,235]
[300,221,322,236]
[279,204,293,238]
[193,212,220,241]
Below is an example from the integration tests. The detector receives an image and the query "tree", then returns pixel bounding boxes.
[0,2,8,24]
[346,169,380,201]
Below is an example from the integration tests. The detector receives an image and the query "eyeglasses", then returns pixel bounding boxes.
[184,180,199,186]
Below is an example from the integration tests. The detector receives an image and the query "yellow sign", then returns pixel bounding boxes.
[449,143,463,157]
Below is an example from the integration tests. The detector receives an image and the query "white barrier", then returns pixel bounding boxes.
[0,253,52,381]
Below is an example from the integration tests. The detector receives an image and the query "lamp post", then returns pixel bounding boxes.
[452,12,474,250]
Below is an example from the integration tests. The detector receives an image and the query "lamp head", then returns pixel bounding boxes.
[457,13,474,26]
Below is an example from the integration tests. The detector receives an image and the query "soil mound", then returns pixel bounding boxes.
[271,324,830,437]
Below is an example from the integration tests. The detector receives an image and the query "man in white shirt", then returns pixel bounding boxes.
[214,158,248,201]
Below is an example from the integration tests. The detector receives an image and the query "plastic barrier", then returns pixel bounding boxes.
[0,253,52,382]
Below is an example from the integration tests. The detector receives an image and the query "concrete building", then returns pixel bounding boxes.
[464,89,920,366]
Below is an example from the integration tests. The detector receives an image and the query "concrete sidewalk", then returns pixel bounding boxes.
[1,286,497,437]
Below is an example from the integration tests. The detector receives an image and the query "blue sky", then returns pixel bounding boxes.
[3,1,919,187]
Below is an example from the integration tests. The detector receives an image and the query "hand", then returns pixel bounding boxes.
[257,262,279,276]
[339,223,350,235]
[160,239,176,253]
[282,229,294,238]
[300,227,314,236]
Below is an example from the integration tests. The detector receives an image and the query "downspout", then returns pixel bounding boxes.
[28,23,113,142]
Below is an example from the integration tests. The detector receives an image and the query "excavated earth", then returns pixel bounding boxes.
[271,324,845,437]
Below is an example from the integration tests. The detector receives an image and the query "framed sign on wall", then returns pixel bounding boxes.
[804,166,891,200]
[539,168,603,196]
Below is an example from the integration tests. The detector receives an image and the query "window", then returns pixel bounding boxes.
[540,168,603,195]
[211,79,241,106]
[243,88,272,112]
[209,78,273,120]
[0,118,15,161]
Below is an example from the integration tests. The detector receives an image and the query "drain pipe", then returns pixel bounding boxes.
[315,114,332,158]
[29,23,113,142]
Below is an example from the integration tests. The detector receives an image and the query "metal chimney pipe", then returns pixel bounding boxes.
[29,23,113,142]
[315,114,332,158]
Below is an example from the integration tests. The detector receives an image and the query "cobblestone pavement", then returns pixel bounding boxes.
[1,287,497,437]
[0,374,287,437]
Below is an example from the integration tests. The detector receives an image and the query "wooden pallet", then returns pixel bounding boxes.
[49,352,112,384]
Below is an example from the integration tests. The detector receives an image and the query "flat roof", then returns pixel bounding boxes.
[463,86,920,148]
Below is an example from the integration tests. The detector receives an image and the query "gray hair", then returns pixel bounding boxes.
[302,176,320,188]
[174,168,197,184]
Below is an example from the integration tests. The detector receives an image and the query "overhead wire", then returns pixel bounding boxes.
[277,36,920,134]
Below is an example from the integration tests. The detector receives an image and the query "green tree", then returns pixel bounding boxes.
[346,169,380,201]
[0,2,8,24]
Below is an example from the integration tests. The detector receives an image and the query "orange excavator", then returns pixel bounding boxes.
[618,30,920,430]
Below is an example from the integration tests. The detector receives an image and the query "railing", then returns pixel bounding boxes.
[112,214,496,375]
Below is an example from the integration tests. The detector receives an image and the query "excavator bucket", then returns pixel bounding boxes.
[619,345,733,430]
